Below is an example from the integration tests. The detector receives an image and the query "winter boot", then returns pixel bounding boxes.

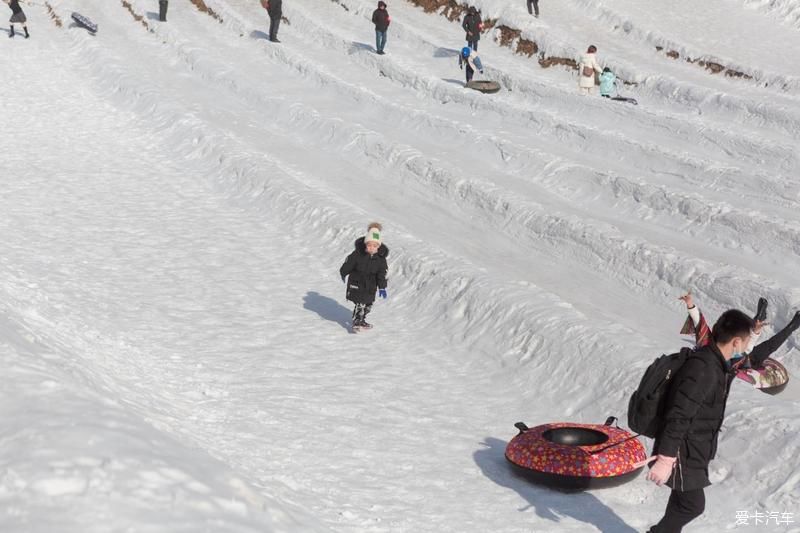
[753,297,768,322]
[9,26,14,38]
[359,319,373,329]
[24,27,29,39]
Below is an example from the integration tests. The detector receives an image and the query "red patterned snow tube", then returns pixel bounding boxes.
[505,419,647,491]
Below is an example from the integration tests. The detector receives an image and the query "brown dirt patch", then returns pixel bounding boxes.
[189,0,224,23]
[538,56,578,70]
[121,0,151,31]
[661,49,752,79]
[45,2,63,27]
[496,26,539,57]
[407,0,467,22]
[496,26,520,48]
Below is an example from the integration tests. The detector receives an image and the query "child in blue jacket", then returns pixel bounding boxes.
[599,67,616,98]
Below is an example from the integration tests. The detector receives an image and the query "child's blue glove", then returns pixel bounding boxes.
[378,289,387,299]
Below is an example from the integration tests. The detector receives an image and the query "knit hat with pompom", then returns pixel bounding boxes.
[364,222,382,245]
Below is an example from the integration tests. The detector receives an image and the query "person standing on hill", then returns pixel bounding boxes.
[372,1,390,55]
[263,0,282,43]
[462,7,482,52]
[340,223,389,332]
[527,0,540,17]
[599,67,616,98]
[5,0,29,39]
[459,46,483,84]
[578,45,602,95]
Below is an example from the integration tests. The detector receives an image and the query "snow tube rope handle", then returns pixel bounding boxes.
[514,422,529,435]
[587,433,641,455]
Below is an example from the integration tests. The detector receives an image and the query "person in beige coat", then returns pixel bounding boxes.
[578,45,602,95]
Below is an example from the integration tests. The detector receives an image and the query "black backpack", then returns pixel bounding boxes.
[627,348,693,438]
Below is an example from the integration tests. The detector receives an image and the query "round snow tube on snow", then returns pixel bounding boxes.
[505,419,647,491]
[466,80,501,94]
[736,358,789,395]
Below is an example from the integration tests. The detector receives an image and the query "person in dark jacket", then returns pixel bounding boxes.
[646,309,754,533]
[371,1,390,55]
[265,0,282,43]
[4,0,28,39]
[340,223,389,330]
[462,7,481,52]
[527,0,539,17]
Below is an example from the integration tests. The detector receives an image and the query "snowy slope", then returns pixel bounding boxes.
[1,0,799,531]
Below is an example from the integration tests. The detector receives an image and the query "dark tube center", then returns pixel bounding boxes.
[542,428,609,446]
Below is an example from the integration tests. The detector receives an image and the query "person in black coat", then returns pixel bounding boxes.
[266,0,282,43]
[371,1,390,55]
[340,223,389,330]
[5,0,29,39]
[462,7,481,52]
[646,309,754,533]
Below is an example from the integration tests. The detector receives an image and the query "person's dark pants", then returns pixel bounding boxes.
[648,489,705,533]
[375,30,387,53]
[159,0,168,21]
[465,64,475,83]
[269,15,281,41]
[467,39,478,51]
[527,0,539,16]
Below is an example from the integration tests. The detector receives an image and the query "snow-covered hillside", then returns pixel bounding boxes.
[1,0,799,531]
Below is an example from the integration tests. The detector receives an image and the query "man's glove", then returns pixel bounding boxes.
[378,289,387,299]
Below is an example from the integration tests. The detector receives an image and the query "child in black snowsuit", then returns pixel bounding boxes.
[340,223,389,330]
